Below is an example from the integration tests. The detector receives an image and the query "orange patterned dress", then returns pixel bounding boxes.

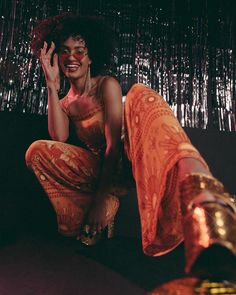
[25,81,208,256]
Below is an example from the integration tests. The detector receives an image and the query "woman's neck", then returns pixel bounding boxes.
[69,76,87,96]
[68,76,97,97]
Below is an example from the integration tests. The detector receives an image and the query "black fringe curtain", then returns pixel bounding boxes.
[0,0,236,131]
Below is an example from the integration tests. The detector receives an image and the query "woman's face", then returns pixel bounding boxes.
[58,36,91,80]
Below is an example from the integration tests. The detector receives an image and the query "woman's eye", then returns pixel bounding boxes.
[76,47,86,54]
[60,49,69,54]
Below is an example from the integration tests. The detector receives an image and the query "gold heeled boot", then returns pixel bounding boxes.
[180,173,236,280]
[80,194,120,246]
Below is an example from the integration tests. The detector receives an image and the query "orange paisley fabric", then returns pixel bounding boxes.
[26,82,208,255]
[25,140,101,236]
[124,83,208,256]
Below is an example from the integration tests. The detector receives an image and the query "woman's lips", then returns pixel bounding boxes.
[64,64,81,72]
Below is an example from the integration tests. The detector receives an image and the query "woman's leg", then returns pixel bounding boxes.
[124,83,209,255]
[124,83,236,278]
[25,140,100,237]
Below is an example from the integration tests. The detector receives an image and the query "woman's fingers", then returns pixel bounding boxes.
[40,41,47,59]
[41,41,47,55]
[40,42,59,73]
[40,42,48,64]
[46,41,55,57]
[53,53,58,67]
[40,41,55,63]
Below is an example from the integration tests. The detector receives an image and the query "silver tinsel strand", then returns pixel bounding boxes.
[0,0,235,131]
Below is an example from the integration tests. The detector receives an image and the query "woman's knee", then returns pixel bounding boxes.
[125,83,144,105]
[25,140,49,167]
[125,83,163,106]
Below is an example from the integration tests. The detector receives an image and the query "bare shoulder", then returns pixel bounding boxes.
[100,76,122,121]
[101,76,122,98]
[103,76,120,86]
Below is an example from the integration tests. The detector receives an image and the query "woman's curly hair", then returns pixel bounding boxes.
[31,13,116,76]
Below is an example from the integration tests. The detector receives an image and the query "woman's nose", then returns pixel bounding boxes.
[68,53,76,60]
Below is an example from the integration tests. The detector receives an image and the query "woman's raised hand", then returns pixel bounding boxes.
[40,41,60,92]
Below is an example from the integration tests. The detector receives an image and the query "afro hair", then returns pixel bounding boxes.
[31,13,116,76]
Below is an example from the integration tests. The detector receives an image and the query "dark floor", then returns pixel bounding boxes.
[0,182,186,295]
[0,221,187,295]
[3,162,185,295]
[0,231,186,295]
[0,234,145,295]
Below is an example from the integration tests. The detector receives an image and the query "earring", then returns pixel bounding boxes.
[84,64,92,94]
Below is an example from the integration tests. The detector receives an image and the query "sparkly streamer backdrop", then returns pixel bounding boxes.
[0,0,236,131]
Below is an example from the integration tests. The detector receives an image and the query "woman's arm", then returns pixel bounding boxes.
[96,76,123,200]
[40,41,69,142]
[87,77,123,232]
[47,85,69,142]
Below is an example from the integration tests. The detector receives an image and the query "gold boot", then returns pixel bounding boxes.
[80,194,120,246]
[179,173,236,279]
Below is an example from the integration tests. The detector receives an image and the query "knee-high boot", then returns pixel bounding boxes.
[179,173,236,279]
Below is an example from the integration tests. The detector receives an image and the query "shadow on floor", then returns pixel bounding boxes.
[0,230,185,294]
[77,236,185,291]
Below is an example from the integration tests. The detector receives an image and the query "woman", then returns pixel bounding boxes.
[25,14,236,280]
